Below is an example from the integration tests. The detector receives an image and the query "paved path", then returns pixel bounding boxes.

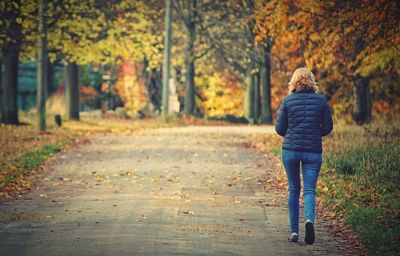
[0,126,347,255]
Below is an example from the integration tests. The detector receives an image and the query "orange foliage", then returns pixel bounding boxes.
[372,99,400,119]
[114,60,148,115]
[255,0,399,95]
[79,84,98,105]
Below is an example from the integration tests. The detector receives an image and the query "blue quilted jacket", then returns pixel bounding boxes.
[275,89,333,153]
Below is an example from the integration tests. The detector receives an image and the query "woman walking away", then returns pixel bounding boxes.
[275,67,333,245]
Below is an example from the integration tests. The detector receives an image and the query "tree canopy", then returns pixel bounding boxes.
[1,0,399,125]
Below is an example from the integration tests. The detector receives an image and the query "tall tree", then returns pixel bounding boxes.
[352,39,371,124]
[253,71,260,121]
[65,62,79,120]
[0,1,23,124]
[255,0,400,124]
[0,62,2,121]
[174,0,197,115]
[37,0,48,131]
[51,0,162,117]
[196,0,273,123]
[260,43,272,123]
[244,69,255,122]
[162,0,173,117]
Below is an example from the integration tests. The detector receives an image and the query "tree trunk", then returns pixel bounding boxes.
[184,57,195,115]
[1,2,22,125]
[37,0,48,131]
[397,0,400,20]
[0,61,2,121]
[65,62,80,120]
[352,75,371,124]
[244,69,255,123]
[253,71,260,123]
[1,43,20,124]
[184,0,197,115]
[260,44,272,124]
[351,37,371,125]
[162,0,172,118]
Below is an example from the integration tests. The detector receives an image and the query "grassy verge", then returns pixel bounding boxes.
[320,121,400,255]
[1,143,63,187]
[252,120,400,256]
[0,123,78,196]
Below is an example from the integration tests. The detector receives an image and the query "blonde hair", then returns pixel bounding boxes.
[288,67,318,94]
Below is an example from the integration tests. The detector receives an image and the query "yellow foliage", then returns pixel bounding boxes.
[197,72,244,117]
[6,0,163,66]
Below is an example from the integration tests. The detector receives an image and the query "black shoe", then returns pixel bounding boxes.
[305,220,315,245]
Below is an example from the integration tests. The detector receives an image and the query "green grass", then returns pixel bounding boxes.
[0,143,63,188]
[345,206,400,256]
[270,146,281,156]
[253,119,400,255]
[319,121,400,255]
[19,144,62,170]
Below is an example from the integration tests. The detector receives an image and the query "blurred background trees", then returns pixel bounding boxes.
[0,0,399,127]
[255,0,400,124]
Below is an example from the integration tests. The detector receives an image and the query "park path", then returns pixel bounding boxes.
[0,126,348,255]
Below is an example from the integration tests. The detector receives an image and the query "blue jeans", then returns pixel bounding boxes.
[282,149,322,233]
